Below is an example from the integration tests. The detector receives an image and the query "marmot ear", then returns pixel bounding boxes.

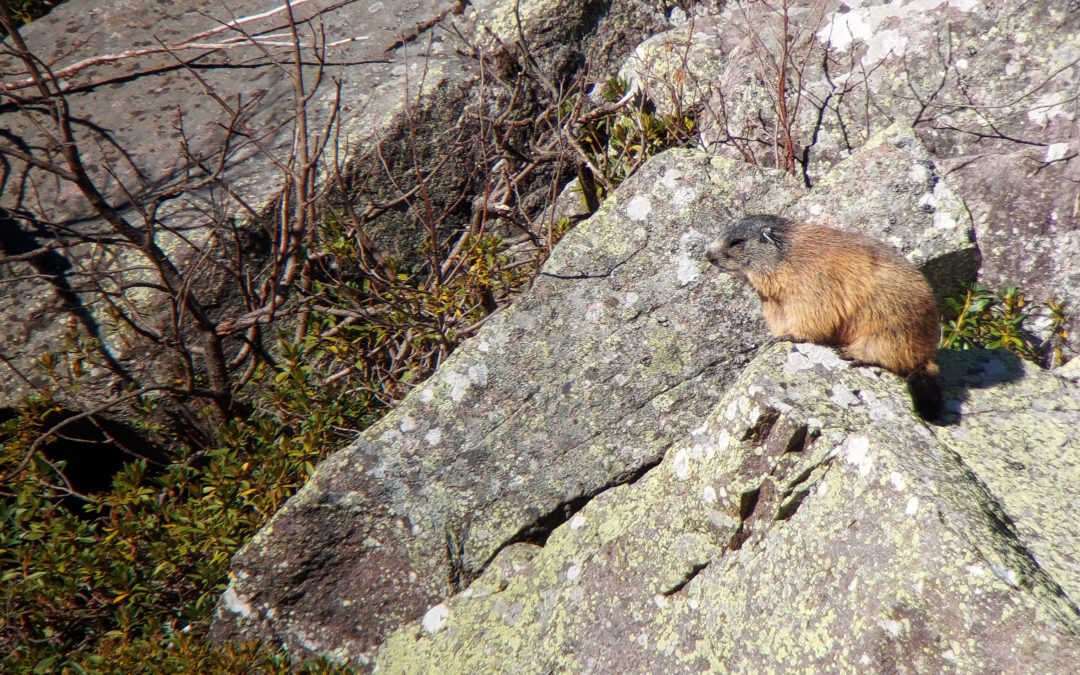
[760,227,779,247]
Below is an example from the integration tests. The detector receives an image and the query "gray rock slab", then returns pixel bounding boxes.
[214,126,978,665]
[375,343,1080,673]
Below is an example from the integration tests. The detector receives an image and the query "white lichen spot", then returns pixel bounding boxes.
[379,427,402,443]
[468,364,489,387]
[444,371,472,402]
[625,195,653,222]
[676,251,700,286]
[830,385,861,408]
[425,428,442,447]
[422,603,450,633]
[725,400,739,421]
[672,186,697,208]
[966,564,987,577]
[860,654,872,666]
[716,429,730,453]
[420,388,434,403]
[221,587,253,617]
[569,514,587,530]
[399,416,417,433]
[615,374,629,386]
[586,301,606,323]
[816,480,828,497]
[845,435,873,477]
[368,1,384,12]
[809,203,824,216]
[954,58,968,70]
[788,343,848,371]
[933,211,957,230]
[949,0,978,10]
[477,340,491,353]
[659,168,684,189]
[943,650,959,664]
[863,29,907,64]
[889,471,908,491]
[906,496,919,515]
[703,485,717,504]
[673,448,691,480]
[747,406,762,425]
[622,291,640,307]
[566,563,582,581]
[1045,142,1070,163]
[991,563,1020,587]
[878,618,903,638]
[908,163,929,183]
[1028,93,1076,127]
[653,594,670,609]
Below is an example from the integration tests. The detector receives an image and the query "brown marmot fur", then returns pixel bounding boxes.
[706,214,942,420]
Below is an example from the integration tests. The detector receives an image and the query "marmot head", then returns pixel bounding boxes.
[705,214,792,275]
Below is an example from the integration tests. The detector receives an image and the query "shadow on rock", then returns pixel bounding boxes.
[935,348,1026,425]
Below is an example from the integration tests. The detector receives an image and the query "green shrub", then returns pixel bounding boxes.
[0,348,374,671]
[577,77,697,198]
[3,0,57,32]
[941,283,1071,366]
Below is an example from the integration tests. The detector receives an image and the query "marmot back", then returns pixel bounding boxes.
[706,215,942,420]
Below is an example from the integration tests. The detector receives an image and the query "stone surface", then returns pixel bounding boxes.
[374,343,1080,673]
[213,127,977,665]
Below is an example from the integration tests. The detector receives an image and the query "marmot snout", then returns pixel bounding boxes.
[706,215,942,420]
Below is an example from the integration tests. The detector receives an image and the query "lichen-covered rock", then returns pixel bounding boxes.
[213,126,976,665]
[374,343,1080,673]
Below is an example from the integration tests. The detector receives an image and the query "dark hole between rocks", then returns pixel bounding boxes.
[29,408,168,516]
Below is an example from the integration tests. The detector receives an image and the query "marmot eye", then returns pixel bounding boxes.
[727,238,745,248]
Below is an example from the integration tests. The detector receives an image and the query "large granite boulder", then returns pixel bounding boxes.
[213,124,976,665]
[375,342,1080,672]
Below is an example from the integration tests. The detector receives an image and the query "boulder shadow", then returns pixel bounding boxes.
[933,348,1026,426]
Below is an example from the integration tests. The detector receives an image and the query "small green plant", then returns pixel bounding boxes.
[941,284,1071,366]
[3,0,56,29]
[576,78,697,198]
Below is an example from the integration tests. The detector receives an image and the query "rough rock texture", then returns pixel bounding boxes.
[624,0,1080,350]
[374,343,1080,672]
[213,124,976,665]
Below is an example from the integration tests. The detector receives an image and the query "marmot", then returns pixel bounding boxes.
[706,214,942,420]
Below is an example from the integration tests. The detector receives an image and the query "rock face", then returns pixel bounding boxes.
[375,343,1080,672]
[213,125,977,664]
